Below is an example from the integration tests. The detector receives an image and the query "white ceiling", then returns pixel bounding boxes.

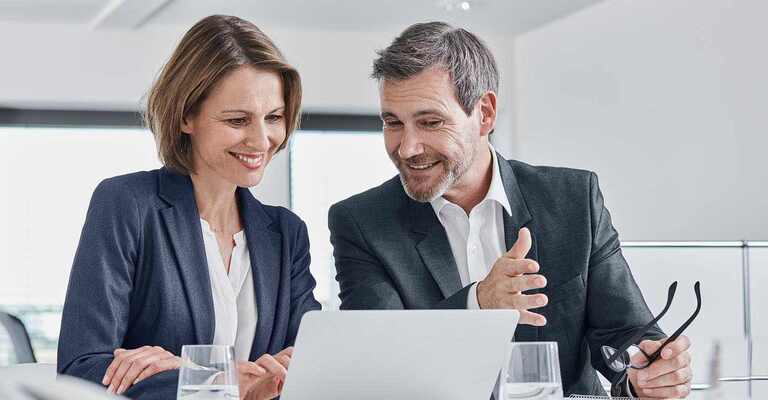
[0,0,604,35]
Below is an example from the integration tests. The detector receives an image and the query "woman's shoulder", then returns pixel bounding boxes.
[91,169,162,206]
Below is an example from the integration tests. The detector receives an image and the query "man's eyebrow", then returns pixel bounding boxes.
[412,109,446,118]
[380,111,398,120]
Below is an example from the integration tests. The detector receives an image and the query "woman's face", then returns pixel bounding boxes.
[182,65,287,188]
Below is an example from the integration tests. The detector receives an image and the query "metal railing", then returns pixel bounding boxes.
[620,241,767,398]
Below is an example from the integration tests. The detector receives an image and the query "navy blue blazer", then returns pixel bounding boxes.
[57,168,320,400]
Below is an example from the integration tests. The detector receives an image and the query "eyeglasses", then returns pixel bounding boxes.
[601,281,701,375]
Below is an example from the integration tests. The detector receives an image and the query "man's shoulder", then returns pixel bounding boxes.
[504,158,594,189]
[331,175,406,215]
[501,158,599,215]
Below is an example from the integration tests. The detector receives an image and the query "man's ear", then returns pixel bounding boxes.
[477,91,497,137]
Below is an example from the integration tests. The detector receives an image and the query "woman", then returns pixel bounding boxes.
[57,15,320,400]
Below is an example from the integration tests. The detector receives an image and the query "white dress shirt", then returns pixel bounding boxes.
[200,219,258,361]
[430,146,512,309]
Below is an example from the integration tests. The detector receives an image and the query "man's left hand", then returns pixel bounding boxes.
[628,335,693,398]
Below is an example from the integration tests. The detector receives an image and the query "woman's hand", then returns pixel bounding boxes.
[239,347,293,400]
[102,346,182,395]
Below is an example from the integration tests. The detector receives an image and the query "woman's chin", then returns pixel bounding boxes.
[235,171,265,188]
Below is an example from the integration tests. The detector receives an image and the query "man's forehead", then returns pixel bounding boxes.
[379,69,457,117]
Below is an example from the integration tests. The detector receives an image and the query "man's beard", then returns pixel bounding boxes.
[392,146,476,203]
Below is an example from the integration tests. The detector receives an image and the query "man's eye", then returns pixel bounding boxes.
[228,118,247,126]
[423,120,443,129]
[383,120,403,128]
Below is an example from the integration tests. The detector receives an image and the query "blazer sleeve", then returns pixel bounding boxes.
[285,220,322,346]
[57,179,139,386]
[329,203,470,310]
[584,172,666,383]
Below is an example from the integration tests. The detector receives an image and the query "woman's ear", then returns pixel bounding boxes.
[478,91,497,137]
[180,116,194,135]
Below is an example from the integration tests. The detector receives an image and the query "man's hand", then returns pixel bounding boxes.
[628,336,693,398]
[239,347,293,400]
[102,346,182,395]
[476,227,548,326]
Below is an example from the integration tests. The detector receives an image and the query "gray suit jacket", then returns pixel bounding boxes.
[328,154,664,397]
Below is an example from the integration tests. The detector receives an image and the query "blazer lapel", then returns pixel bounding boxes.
[497,155,540,341]
[408,201,463,299]
[157,168,214,345]
[238,188,282,360]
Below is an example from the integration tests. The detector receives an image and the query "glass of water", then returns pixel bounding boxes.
[499,341,564,400]
[177,345,240,400]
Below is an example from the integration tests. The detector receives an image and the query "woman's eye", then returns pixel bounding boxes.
[228,118,247,126]
[266,114,284,123]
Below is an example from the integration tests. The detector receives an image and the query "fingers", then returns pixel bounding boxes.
[518,310,547,327]
[104,346,154,391]
[636,383,692,399]
[497,258,540,277]
[104,346,179,395]
[642,365,693,389]
[498,273,547,293]
[103,348,139,385]
[276,347,294,358]
[117,351,171,393]
[637,351,692,383]
[238,361,267,377]
[660,335,691,360]
[254,354,288,380]
[506,228,532,260]
[134,356,181,385]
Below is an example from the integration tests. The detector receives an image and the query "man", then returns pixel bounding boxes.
[328,22,693,398]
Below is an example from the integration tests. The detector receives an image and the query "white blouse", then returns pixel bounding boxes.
[200,219,258,361]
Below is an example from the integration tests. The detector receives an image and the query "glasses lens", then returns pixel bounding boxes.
[601,345,629,372]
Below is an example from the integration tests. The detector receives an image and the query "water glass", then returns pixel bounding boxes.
[499,341,564,400]
[177,345,239,400]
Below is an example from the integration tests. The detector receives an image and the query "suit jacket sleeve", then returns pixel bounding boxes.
[584,172,666,383]
[286,220,322,346]
[329,203,471,310]
[57,179,175,400]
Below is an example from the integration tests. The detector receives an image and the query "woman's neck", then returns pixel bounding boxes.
[190,170,239,233]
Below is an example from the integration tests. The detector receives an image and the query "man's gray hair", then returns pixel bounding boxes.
[372,21,499,116]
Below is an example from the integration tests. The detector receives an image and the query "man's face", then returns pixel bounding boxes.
[379,67,483,202]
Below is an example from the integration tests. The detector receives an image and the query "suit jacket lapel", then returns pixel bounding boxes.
[238,188,282,360]
[497,154,540,341]
[157,168,214,345]
[408,201,463,299]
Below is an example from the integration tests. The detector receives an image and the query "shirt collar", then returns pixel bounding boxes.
[430,144,512,216]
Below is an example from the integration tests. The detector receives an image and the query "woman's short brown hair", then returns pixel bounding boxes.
[145,15,302,174]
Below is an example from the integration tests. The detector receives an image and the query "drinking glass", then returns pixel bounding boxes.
[176,345,239,400]
[499,341,563,400]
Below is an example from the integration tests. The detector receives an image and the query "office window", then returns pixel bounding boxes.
[289,130,396,308]
[0,127,160,363]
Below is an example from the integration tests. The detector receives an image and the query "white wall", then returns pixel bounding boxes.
[0,22,517,207]
[515,0,768,241]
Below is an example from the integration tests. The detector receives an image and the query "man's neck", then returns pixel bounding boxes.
[443,145,494,215]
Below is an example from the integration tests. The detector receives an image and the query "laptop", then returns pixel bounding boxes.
[281,310,519,400]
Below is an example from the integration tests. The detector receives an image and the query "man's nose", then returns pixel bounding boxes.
[397,126,424,160]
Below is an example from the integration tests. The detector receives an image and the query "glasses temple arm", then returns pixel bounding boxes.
[646,281,702,362]
[606,281,678,366]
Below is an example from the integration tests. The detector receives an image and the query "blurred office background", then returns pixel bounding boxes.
[0,0,766,397]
